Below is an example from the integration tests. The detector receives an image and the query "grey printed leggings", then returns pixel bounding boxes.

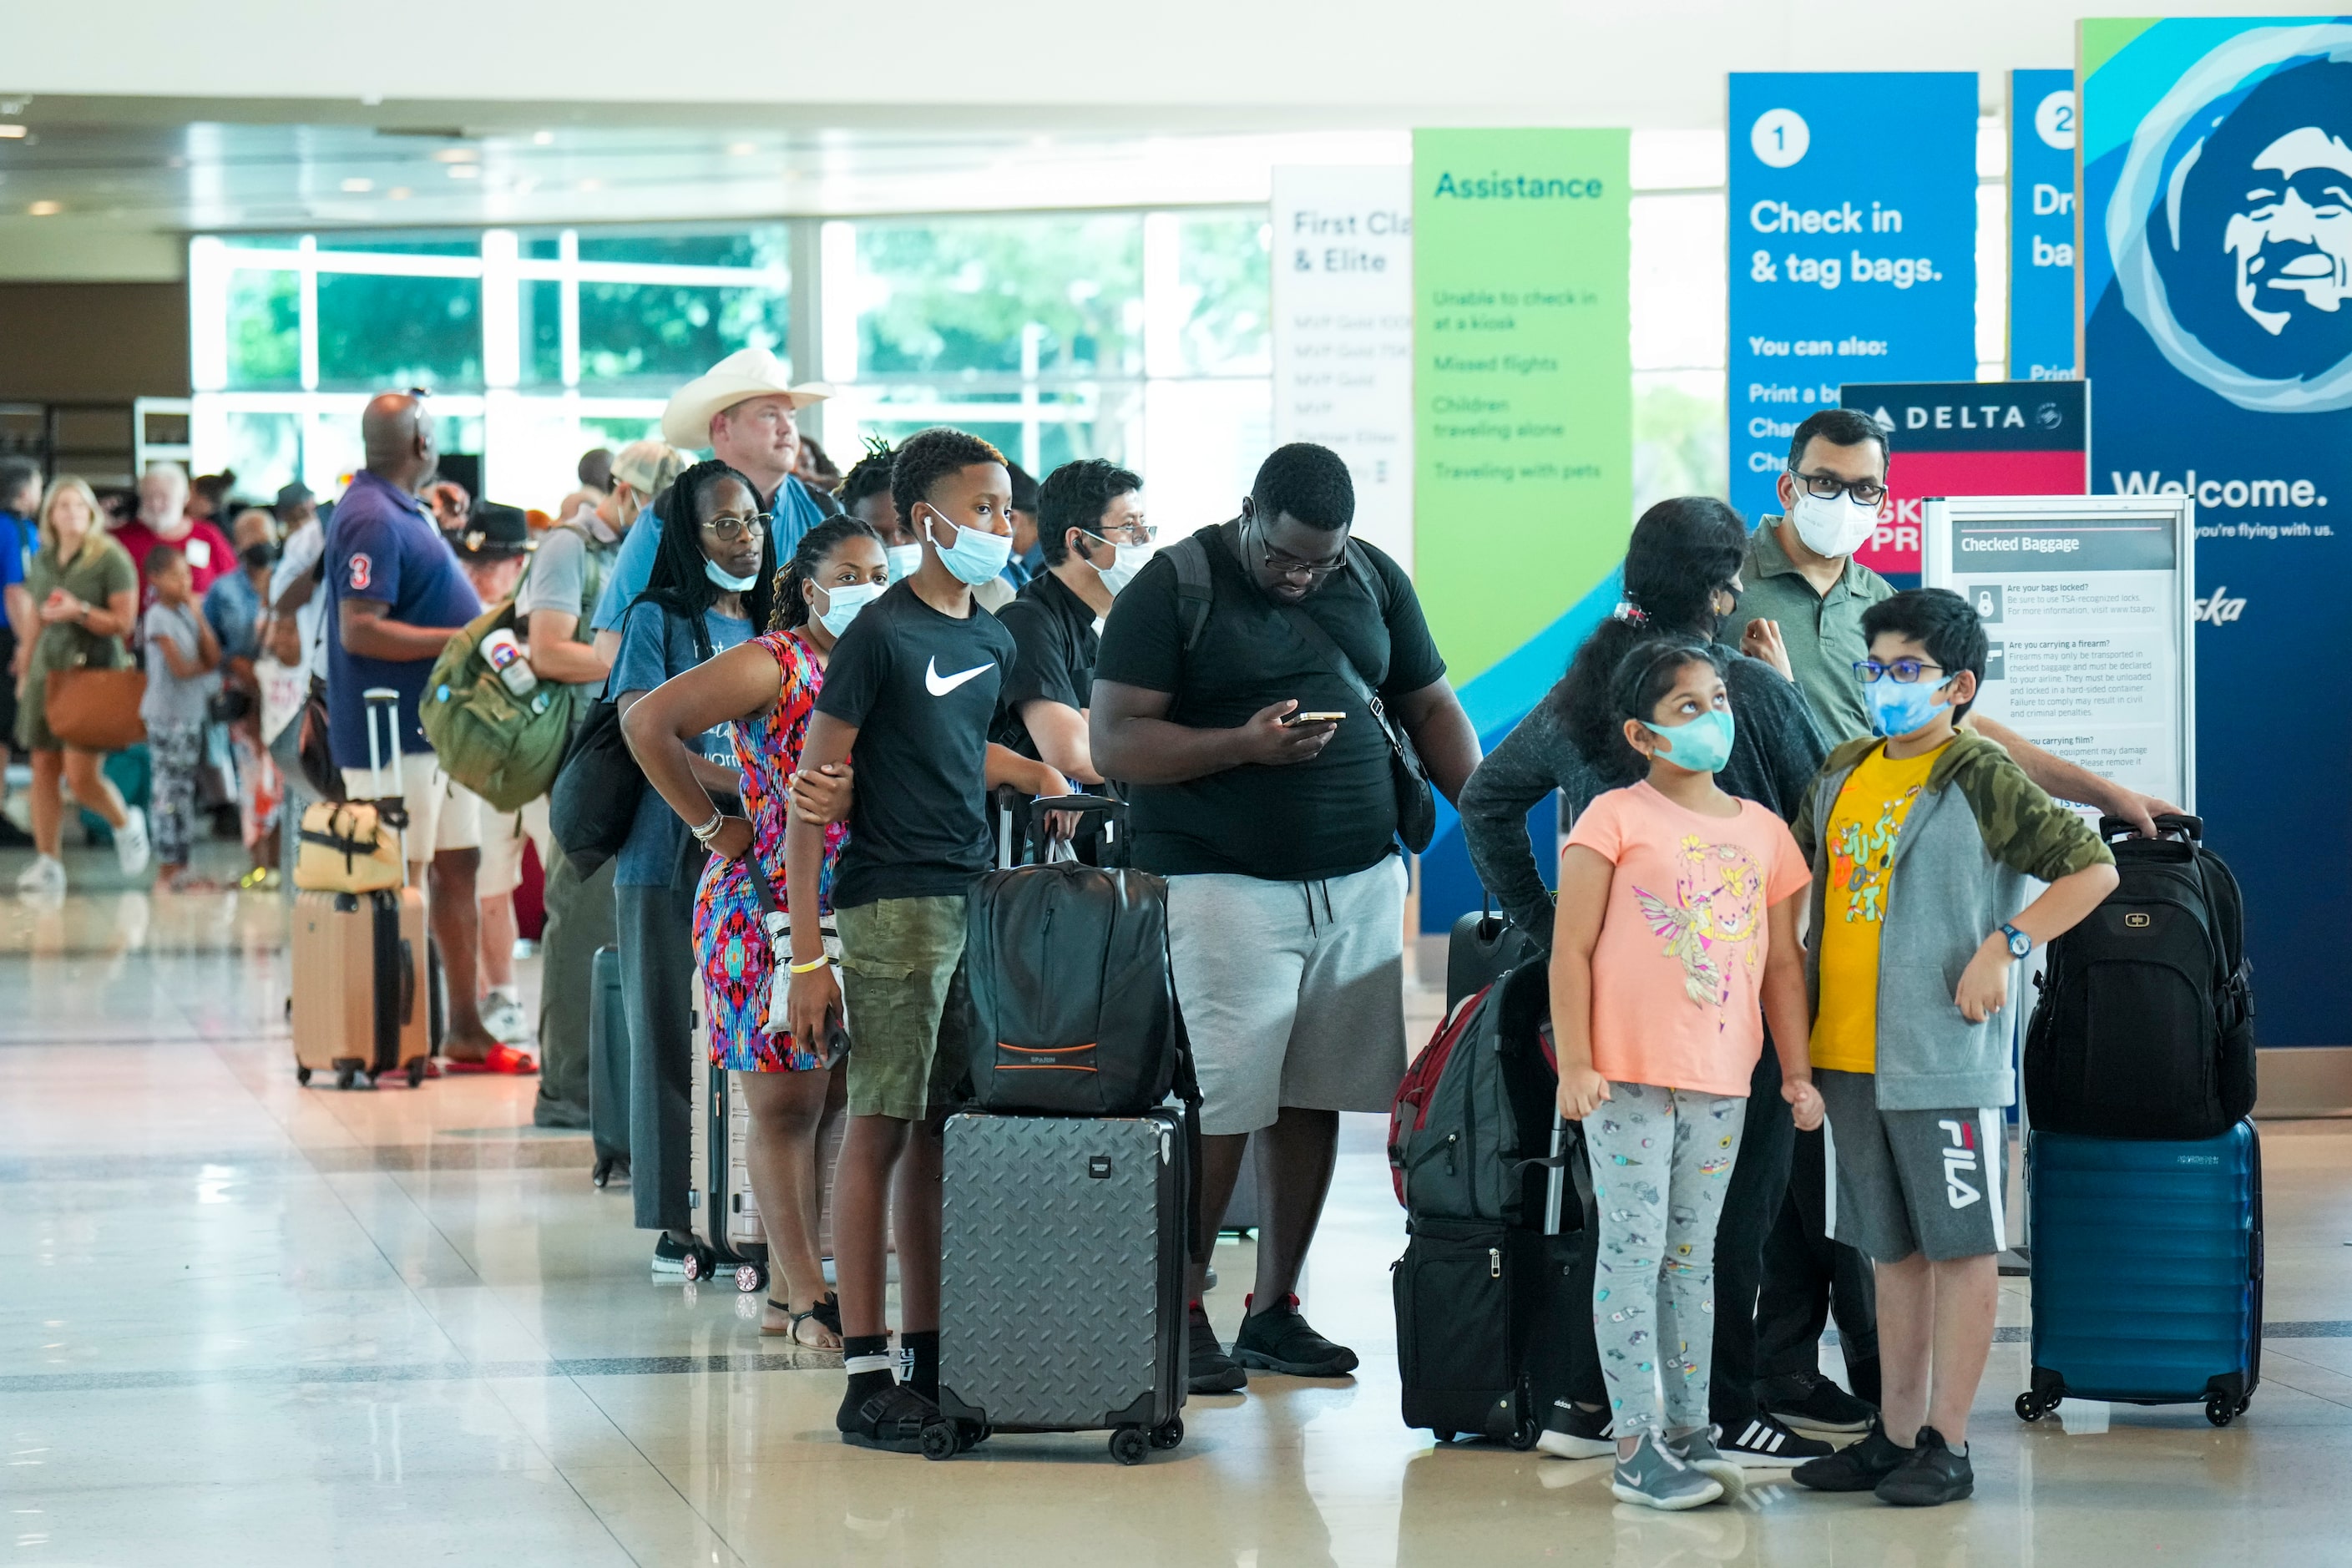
[1586,1081,1748,1438]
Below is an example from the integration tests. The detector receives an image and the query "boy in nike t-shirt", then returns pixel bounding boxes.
[782,427,1070,1453]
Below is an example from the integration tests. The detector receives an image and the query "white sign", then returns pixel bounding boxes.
[1272,165,1414,569]
[1924,494,2198,812]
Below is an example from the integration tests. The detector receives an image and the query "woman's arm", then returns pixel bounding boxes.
[1763,896,1822,1130]
[1550,845,1613,1120]
[79,589,138,641]
[619,642,781,864]
[1459,707,1581,952]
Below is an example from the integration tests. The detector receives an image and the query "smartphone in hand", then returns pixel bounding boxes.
[1285,711,1346,726]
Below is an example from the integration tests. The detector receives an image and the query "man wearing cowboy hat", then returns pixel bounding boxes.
[588,347,837,645]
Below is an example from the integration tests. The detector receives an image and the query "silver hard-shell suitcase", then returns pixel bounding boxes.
[933,1108,1190,1464]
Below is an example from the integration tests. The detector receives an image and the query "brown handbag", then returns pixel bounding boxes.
[44,665,146,752]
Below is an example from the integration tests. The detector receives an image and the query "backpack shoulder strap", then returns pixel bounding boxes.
[1166,528,1217,655]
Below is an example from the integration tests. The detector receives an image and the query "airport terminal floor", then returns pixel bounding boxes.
[6,843,2352,1565]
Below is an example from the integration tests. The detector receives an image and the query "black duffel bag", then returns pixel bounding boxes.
[549,604,710,878]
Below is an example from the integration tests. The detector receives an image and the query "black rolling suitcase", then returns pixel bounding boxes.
[1446,897,1541,1010]
[588,943,631,1186]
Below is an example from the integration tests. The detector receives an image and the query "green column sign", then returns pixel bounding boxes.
[1413,128,1632,683]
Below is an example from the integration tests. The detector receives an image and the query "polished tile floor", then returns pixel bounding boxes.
[8,846,2352,1565]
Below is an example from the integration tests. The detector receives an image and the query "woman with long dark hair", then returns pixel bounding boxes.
[608,459,774,1277]
[1458,495,1852,1469]
[625,515,884,1341]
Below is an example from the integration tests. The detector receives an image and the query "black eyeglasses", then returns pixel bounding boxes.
[1853,657,1946,685]
[1792,468,1887,506]
[1249,522,1343,580]
[700,513,770,542]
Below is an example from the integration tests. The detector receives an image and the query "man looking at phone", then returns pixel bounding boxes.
[1093,442,1480,1396]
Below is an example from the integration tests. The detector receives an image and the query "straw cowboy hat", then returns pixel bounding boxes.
[660,347,832,450]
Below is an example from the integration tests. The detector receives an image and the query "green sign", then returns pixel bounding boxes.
[1413,127,1632,683]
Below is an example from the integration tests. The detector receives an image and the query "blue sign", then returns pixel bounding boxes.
[2084,18,2352,1048]
[1727,73,1980,526]
[2010,68,2079,379]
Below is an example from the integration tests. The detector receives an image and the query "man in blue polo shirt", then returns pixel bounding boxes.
[324,391,529,1074]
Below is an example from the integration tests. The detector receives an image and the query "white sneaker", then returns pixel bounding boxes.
[15,855,64,894]
[114,808,150,878]
[480,994,533,1044]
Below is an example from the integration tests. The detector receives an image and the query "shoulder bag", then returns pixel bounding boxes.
[549,602,712,878]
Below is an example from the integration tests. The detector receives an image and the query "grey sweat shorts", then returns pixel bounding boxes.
[1817,1068,2011,1263]
[1167,855,1410,1136]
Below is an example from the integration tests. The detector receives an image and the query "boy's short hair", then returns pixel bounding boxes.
[1862,587,1987,720]
[1037,458,1141,566]
[145,541,188,574]
[891,427,1008,530]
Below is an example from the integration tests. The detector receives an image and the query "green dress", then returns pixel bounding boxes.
[19,536,137,751]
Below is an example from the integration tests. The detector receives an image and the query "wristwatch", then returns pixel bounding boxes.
[1999,922,2032,958]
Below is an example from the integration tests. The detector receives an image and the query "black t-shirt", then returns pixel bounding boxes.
[816,579,1018,907]
[1092,524,1444,881]
[991,569,1100,760]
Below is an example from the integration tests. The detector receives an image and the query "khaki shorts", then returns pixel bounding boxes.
[835,893,969,1122]
[476,795,553,898]
[342,753,482,857]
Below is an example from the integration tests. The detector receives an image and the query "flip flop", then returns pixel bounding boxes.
[442,1043,539,1075]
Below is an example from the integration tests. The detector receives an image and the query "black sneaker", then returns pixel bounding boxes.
[837,1383,942,1454]
[1792,1419,1912,1492]
[650,1234,691,1278]
[1232,1292,1359,1377]
[1759,1370,1877,1434]
[1535,1399,1614,1459]
[1187,1302,1247,1393]
[1718,1411,1833,1467]
[1874,1425,1973,1506]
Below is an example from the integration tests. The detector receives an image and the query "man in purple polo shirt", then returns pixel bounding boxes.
[324,391,532,1074]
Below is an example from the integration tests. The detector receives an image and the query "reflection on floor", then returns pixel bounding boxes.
[7,847,2352,1565]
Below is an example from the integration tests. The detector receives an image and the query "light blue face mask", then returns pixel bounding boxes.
[925,509,1014,587]
[1643,707,1736,774]
[1866,673,1955,738]
[812,580,883,638]
[705,559,760,594]
[884,543,923,583]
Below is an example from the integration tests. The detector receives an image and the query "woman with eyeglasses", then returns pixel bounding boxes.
[608,460,771,1280]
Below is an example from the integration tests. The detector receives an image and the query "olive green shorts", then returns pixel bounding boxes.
[836,893,969,1122]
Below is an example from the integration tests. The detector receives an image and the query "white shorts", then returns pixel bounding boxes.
[341,754,483,857]
[1167,855,1410,1136]
[476,795,553,898]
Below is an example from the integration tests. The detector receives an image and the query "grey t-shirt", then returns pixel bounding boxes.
[139,602,219,728]
[516,520,599,621]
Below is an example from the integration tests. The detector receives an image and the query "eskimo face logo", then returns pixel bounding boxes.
[2113,26,2352,412]
[2224,126,2352,335]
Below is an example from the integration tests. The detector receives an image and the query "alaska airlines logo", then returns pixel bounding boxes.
[2112,27,2352,412]
[2194,585,2248,625]
[1936,1119,1983,1211]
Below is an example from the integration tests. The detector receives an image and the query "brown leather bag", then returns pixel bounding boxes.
[44,665,146,752]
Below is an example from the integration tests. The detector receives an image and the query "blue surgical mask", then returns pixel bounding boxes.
[925,510,1014,587]
[812,580,882,638]
[1866,673,1955,738]
[884,543,923,582]
[1643,708,1736,774]
[705,559,759,594]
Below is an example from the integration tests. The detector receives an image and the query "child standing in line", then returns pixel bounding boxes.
[1789,589,2115,1507]
[1552,637,1821,1511]
[139,543,221,890]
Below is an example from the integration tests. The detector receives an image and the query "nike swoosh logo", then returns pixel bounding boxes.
[924,656,994,696]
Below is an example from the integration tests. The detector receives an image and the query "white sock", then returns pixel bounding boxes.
[487,984,518,1004]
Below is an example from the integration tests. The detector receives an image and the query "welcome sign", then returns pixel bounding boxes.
[2082,18,2352,1047]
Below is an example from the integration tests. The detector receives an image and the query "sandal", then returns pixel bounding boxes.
[763,1292,843,1346]
[838,1383,940,1454]
[442,1043,539,1075]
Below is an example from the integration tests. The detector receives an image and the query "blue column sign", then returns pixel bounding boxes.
[2010,68,2079,379]
[1727,73,1980,527]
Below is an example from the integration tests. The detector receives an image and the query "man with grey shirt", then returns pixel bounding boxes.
[516,438,685,1128]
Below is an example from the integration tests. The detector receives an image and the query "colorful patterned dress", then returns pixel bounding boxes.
[694,630,847,1071]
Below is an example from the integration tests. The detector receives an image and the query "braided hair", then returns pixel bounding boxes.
[771,515,882,633]
[634,458,776,634]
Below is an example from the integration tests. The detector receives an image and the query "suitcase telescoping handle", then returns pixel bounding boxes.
[1026,792,1122,863]
[362,687,409,873]
[2100,811,2202,843]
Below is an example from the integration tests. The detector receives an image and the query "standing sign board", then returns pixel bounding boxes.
[1839,379,2089,583]
[2010,68,2081,380]
[1272,166,1415,568]
[2081,18,2352,1046]
[1922,494,2196,812]
[1727,73,1980,569]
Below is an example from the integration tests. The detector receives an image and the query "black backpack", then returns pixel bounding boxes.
[1386,959,1563,1227]
[2024,813,2256,1140]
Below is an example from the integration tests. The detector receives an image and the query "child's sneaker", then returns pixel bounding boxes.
[15,855,63,895]
[1536,1399,1614,1459]
[1874,1424,1973,1506]
[1611,1432,1723,1511]
[1665,1426,1746,1502]
[1792,1418,1912,1491]
[114,807,150,878]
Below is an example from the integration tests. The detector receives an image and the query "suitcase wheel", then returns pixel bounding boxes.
[1507,1411,1540,1451]
[2206,1396,2242,1428]
[1108,1426,1149,1466]
[2016,1392,2049,1423]
[335,1064,358,1091]
[404,1059,427,1090]
[1149,1418,1183,1451]
[296,1065,311,1086]
[681,1244,716,1283]
[732,1261,765,1295]
[918,1421,960,1462]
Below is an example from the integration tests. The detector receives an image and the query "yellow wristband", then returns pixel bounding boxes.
[788,955,831,974]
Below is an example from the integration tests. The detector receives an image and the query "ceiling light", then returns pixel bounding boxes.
[533,130,554,146]
[0,125,27,140]
[387,186,412,200]
[576,177,604,192]
[432,148,478,164]
[726,141,757,157]
[447,164,480,180]
[341,177,374,193]
[28,200,59,216]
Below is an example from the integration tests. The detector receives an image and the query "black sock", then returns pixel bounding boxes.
[838,1334,894,1429]
[901,1329,940,1402]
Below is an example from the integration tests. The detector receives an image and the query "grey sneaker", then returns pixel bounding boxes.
[1611,1432,1724,1511]
[1666,1426,1746,1502]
